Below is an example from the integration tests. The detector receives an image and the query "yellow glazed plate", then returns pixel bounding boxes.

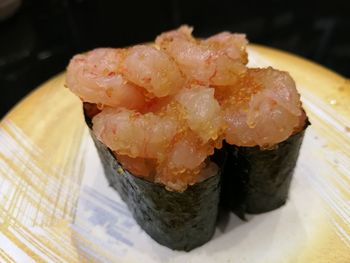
[1,45,350,263]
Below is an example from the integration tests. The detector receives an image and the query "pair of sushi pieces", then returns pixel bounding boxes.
[67,25,309,251]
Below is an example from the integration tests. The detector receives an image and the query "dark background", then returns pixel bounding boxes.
[1,0,349,118]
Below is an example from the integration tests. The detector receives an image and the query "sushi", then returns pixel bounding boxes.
[219,68,309,215]
[65,25,308,250]
[84,104,221,251]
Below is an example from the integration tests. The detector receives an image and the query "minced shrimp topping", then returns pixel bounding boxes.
[66,25,306,191]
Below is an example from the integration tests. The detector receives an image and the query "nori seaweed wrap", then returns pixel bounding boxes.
[221,121,309,215]
[84,107,221,251]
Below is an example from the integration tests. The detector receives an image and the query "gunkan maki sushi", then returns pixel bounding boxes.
[218,68,309,215]
[84,103,221,251]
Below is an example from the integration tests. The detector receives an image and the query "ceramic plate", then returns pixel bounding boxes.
[1,45,349,263]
